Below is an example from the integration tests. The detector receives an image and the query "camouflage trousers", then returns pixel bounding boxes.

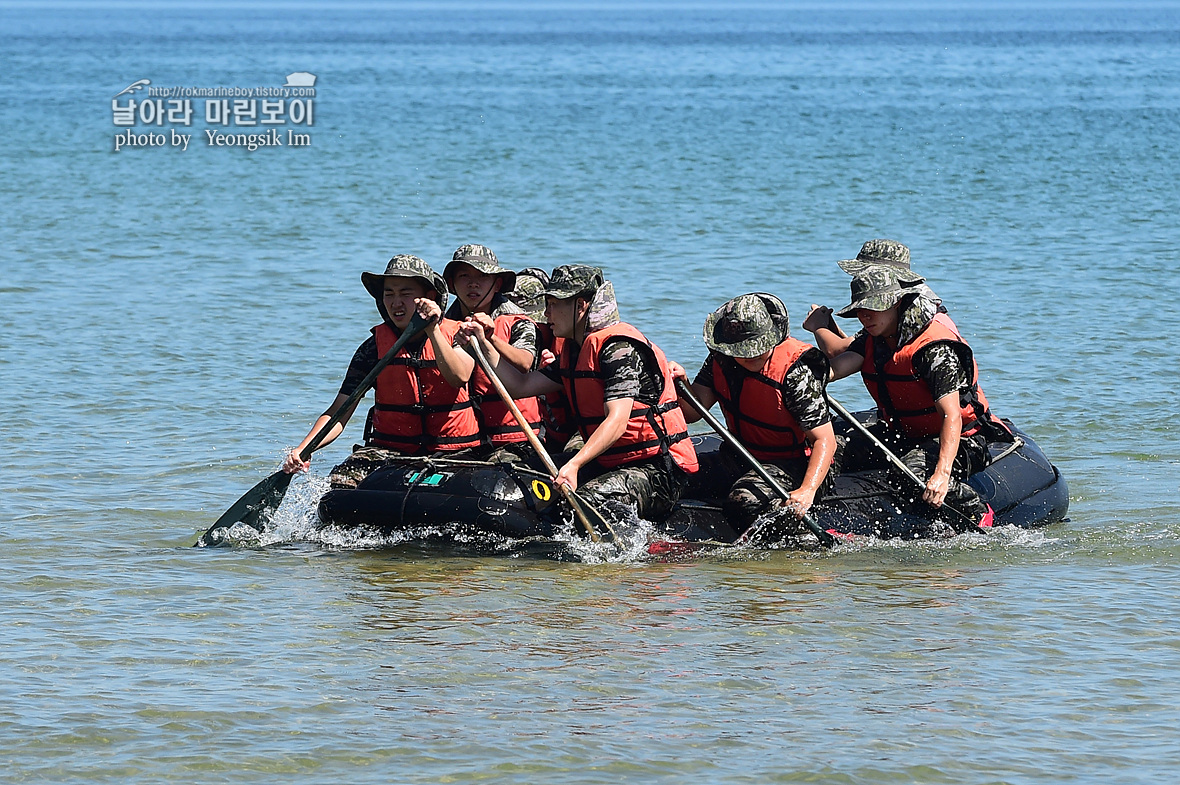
[573,456,691,522]
[695,448,827,535]
[842,421,990,528]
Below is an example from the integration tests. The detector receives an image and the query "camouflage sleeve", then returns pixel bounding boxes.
[508,318,539,363]
[779,362,831,431]
[913,342,969,402]
[338,336,378,397]
[599,338,649,402]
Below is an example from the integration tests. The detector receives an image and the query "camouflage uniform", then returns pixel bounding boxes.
[442,245,545,463]
[837,266,989,525]
[694,293,833,533]
[693,357,833,532]
[541,265,691,521]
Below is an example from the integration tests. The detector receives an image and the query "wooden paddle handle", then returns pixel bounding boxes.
[467,337,605,543]
[824,393,985,533]
[675,379,835,547]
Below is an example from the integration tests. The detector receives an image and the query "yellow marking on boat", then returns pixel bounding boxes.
[531,480,551,501]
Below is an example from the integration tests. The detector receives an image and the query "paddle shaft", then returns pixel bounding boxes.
[298,313,432,461]
[824,393,984,532]
[467,337,615,544]
[198,314,433,546]
[675,379,835,547]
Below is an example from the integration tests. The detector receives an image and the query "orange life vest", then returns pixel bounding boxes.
[861,312,1004,440]
[367,320,482,453]
[468,312,545,444]
[709,338,826,462]
[536,323,576,448]
[555,322,698,472]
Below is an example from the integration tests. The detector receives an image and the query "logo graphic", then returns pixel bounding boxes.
[115,78,150,97]
[283,72,316,88]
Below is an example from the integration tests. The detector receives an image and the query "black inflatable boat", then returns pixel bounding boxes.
[316,414,1068,548]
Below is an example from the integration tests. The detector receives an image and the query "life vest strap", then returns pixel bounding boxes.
[373,400,475,415]
[367,429,484,449]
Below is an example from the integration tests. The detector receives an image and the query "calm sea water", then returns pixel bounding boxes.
[3,4,1180,783]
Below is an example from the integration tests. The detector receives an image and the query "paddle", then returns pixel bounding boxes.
[674,379,837,548]
[466,337,617,544]
[196,313,432,547]
[823,393,987,534]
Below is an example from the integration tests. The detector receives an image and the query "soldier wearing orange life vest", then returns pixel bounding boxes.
[503,268,578,453]
[442,244,545,460]
[670,294,837,536]
[281,255,479,489]
[462,265,698,523]
[815,265,1009,531]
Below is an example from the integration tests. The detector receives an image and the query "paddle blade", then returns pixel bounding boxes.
[196,470,293,547]
[565,488,618,544]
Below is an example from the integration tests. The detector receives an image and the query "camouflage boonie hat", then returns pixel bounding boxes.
[443,244,517,292]
[544,265,604,300]
[704,293,790,358]
[503,267,549,318]
[836,265,924,318]
[837,239,923,280]
[361,254,448,308]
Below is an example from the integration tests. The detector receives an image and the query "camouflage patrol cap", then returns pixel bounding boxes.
[361,254,448,308]
[443,244,517,292]
[503,267,550,318]
[836,265,924,318]
[704,293,790,358]
[544,265,604,300]
[837,239,923,280]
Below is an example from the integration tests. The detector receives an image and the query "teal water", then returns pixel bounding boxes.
[2,4,1179,783]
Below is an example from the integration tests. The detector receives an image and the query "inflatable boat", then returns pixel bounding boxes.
[315,414,1068,548]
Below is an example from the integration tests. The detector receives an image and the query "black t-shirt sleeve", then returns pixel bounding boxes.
[847,330,868,357]
[338,336,379,398]
[692,355,715,390]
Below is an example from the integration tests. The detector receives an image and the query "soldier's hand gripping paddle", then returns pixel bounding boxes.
[467,337,617,544]
[675,379,837,548]
[824,392,988,535]
[196,313,432,547]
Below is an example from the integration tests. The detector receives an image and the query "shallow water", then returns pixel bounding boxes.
[2,4,1180,783]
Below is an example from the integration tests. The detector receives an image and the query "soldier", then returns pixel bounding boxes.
[816,265,1008,530]
[281,255,479,488]
[670,294,836,534]
[443,245,544,458]
[804,239,942,359]
[502,266,578,452]
[463,265,698,522]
